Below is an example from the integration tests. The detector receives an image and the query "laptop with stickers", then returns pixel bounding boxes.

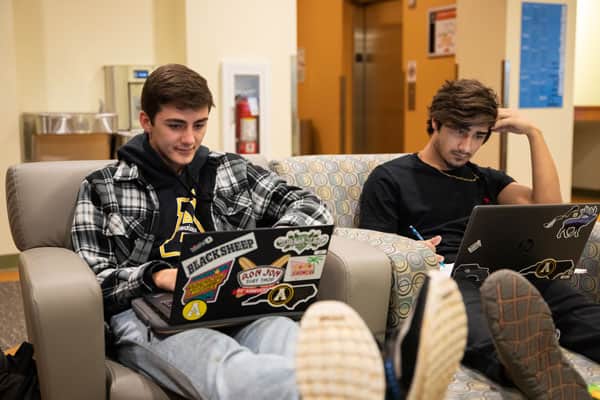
[132,225,334,334]
[450,204,599,283]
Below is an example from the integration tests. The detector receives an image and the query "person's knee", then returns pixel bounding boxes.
[259,316,299,330]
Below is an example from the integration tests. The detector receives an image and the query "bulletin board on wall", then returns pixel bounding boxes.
[427,5,456,57]
[519,2,566,108]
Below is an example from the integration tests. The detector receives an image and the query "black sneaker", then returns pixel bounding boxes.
[384,270,467,400]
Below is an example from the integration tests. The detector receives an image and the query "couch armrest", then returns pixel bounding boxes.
[106,360,174,400]
[334,228,439,332]
[320,235,391,341]
[572,222,600,303]
[19,247,106,400]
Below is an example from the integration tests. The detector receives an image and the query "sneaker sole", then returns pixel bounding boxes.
[480,269,589,400]
[296,301,385,399]
[407,270,468,400]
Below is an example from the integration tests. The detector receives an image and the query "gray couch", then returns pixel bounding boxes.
[6,153,600,399]
[270,153,600,399]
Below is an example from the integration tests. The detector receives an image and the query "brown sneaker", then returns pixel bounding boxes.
[480,269,589,400]
[296,300,385,399]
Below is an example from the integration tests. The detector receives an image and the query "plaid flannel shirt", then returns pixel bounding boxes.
[71,152,333,317]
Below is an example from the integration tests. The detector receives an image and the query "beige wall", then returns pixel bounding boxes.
[154,0,187,65]
[2,0,158,255]
[504,0,577,202]
[457,0,577,201]
[1,0,296,255]
[456,0,507,170]
[574,0,600,105]
[185,0,297,159]
[14,0,157,113]
[1,0,21,255]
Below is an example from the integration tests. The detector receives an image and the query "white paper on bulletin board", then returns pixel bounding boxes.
[428,5,456,57]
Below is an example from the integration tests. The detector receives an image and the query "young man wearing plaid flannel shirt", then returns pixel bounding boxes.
[71,64,466,400]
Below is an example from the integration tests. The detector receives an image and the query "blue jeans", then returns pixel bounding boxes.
[110,310,300,400]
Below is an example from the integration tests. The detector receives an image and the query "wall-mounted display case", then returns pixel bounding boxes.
[221,61,270,156]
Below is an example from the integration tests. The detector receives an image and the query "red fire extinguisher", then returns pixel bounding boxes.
[235,95,259,154]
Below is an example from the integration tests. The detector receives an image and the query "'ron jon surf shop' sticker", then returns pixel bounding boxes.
[232,255,288,297]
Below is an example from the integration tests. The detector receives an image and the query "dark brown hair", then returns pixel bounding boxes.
[427,79,499,143]
[141,64,215,124]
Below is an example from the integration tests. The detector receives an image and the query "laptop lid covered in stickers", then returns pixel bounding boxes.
[133,225,334,333]
[451,204,599,283]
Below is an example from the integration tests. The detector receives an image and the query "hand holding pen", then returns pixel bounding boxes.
[409,225,446,267]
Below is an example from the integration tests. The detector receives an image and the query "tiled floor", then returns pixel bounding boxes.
[0,269,22,354]
[0,277,26,350]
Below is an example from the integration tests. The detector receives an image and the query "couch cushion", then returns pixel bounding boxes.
[570,223,600,302]
[447,350,600,399]
[334,227,439,328]
[270,154,401,228]
[241,153,268,169]
[6,160,112,250]
[106,359,176,400]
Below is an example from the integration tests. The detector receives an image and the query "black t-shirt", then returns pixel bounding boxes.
[358,153,514,263]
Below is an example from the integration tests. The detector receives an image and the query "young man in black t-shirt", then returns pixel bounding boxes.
[360,79,600,398]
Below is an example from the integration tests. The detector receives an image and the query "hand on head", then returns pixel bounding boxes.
[491,108,539,137]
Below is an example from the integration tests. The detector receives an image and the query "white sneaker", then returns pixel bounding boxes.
[296,300,385,399]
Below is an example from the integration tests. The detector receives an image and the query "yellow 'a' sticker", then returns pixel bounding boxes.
[182,300,208,321]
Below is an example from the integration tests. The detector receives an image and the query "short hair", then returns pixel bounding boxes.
[141,64,215,124]
[426,79,499,143]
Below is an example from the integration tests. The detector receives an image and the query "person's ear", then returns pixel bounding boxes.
[139,111,152,133]
[431,119,439,132]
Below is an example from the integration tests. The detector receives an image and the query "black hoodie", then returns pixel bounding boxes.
[118,133,216,262]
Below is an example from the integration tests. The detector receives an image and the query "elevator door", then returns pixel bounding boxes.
[353,0,404,154]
